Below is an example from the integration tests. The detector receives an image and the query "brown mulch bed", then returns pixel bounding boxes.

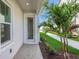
[39,42,79,59]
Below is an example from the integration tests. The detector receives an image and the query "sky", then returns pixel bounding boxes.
[39,0,59,24]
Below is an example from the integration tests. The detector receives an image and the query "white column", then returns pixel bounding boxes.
[34,14,40,44]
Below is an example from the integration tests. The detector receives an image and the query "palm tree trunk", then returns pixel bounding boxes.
[63,37,67,59]
[64,34,70,59]
[59,28,63,52]
[60,37,63,51]
[65,34,70,59]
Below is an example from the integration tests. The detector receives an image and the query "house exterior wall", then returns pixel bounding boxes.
[60,0,79,5]
[76,13,79,24]
[0,0,24,59]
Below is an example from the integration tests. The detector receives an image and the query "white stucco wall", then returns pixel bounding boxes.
[60,0,79,5]
[76,13,79,24]
[0,0,24,59]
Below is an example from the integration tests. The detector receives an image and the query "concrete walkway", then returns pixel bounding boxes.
[47,33,79,50]
[13,44,43,59]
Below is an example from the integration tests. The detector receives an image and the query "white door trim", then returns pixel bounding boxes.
[24,13,38,44]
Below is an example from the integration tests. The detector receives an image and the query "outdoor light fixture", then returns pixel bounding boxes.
[26,2,30,6]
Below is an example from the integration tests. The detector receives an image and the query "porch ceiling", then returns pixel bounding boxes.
[16,0,43,13]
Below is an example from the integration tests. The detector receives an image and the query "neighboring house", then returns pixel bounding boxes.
[0,0,43,59]
[60,0,79,36]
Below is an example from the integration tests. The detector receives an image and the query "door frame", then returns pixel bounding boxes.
[24,13,37,44]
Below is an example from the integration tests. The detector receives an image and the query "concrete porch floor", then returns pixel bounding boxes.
[13,44,43,59]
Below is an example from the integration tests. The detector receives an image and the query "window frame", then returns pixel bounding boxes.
[0,0,13,48]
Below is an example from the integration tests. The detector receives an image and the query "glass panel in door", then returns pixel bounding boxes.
[28,17,33,39]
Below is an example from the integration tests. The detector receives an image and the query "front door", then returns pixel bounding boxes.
[27,17,34,41]
[24,14,35,44]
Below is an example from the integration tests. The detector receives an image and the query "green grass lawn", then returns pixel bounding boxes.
[40,32,79,56]
[49,31,79,42]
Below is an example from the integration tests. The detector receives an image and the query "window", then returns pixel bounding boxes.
[28,17,33,39]
[1,24,10,43]
[0,0,11,44]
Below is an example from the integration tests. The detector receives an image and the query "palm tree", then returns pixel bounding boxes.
[43,0,79,59]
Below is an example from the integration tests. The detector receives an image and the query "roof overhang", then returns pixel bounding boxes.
[16,0,43,14]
